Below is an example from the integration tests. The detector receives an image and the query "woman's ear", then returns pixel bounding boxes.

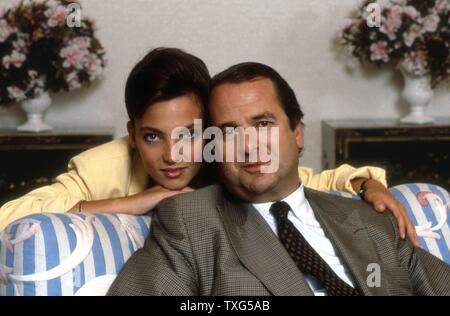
[127,121,136,149]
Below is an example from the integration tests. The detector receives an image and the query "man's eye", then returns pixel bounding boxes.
[224,128,236,136]
[144,134,160,142]
[257,121,271,128]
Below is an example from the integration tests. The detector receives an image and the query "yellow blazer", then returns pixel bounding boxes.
[0,137,386,231]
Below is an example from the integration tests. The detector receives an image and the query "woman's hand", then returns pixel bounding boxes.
[128,185,194,215]
[359,179,420,247]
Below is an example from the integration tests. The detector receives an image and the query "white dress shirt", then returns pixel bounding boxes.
[252,184,355,296]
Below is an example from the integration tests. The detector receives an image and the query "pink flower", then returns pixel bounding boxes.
[403,6,419,20]
[26,71,46,95]
[370,41,390,62]
[434,0,448,13]
[2,51,26,69]
[422,14,440,33]
[60,37,93,69]
[86,55,103,80]
[66,72,81,90]
[389,5,403,19]
[13,38,27,51]
[60,45,85,69]
[7,86,26,101]
[71,37,91,50]
[45,5,66,27]
[0,19,14,43]
[28,70,38,78]
[86,18,97,31]
[380,6,403,40]
[403,24,423,47]
[400,52,428,76]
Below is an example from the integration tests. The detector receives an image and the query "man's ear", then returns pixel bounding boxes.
[294,121,304,151]
[127,121,136,149]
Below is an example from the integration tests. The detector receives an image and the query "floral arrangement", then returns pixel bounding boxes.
[0,0,106,106]
[340,0,450,87]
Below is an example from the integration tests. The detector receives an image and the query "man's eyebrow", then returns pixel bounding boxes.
[250,112,276,122]
[217,121,239,130]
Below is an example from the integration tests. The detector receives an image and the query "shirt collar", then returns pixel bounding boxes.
[252,184,306,217]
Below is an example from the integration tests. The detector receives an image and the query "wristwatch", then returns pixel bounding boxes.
[358,179,371,199]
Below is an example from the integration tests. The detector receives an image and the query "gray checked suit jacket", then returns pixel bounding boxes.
[107,184,450,296]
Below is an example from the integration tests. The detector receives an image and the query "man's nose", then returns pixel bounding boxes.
[243,132,259,159]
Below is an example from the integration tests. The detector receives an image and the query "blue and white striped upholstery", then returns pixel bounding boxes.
[389,183,450,264]
[0,183,448,296]
[331,183,450,264]
[0,213,150,296]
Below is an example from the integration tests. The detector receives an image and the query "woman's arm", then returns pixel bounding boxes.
[300,164,419,247]
[299,163,387,194]
[68,185,192,215]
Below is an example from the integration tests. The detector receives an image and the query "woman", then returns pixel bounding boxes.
[0,48,418,245]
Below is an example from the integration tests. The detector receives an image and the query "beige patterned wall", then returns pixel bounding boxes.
[1,0,449,171]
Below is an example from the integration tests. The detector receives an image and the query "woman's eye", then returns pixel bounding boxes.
[144,134,160,142]
[180,130,198,140]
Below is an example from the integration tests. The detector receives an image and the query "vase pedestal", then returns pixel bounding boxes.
[400,67,435,125]
[17,92,53,132]
[399,107,435,125]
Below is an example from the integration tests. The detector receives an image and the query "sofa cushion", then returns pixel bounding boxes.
[0,183,449,296]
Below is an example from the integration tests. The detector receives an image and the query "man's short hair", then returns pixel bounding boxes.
[125,47,211,121]
[210,62,304,129]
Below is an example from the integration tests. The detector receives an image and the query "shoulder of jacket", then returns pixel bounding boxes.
[157,185,224,216]
[72,136,133,164]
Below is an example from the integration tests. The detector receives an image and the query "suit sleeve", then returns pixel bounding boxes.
[396,230,450,295]
[0,155,94,231]
[299,164,387,194]
[107,198,198,296]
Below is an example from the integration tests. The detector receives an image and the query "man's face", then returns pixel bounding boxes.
[208,78,304,203]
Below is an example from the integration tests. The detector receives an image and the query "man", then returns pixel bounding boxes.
[108,62,450,296]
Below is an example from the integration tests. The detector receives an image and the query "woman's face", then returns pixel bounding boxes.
[128,94,204,190]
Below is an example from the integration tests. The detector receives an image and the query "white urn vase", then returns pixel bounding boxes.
[17,91,53,132]
[399,67,435,125]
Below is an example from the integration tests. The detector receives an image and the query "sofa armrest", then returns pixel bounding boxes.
[331,183,450,264]
[0,213,151,296]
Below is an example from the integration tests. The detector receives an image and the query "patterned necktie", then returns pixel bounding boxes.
[269,201,361,296]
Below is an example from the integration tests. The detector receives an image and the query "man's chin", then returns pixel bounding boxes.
[242,175,277,195]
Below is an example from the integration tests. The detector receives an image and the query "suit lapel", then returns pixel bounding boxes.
[304,189,390,296]
[217,194,313,296]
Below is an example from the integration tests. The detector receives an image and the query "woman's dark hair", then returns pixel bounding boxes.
[210,62,304,129]
[125,47,211,121]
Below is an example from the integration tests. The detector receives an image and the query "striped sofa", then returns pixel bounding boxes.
[0,183,449,296]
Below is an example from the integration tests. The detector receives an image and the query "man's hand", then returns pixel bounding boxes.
[357,179,420,247]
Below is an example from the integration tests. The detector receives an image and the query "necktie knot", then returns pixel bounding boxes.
[269,201,291,222]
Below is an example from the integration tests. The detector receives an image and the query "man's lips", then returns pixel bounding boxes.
[241,161,271,173]
[161,167,187,179]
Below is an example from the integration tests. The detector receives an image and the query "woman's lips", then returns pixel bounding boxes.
[241,161,270,173]
[161,167,187,179]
